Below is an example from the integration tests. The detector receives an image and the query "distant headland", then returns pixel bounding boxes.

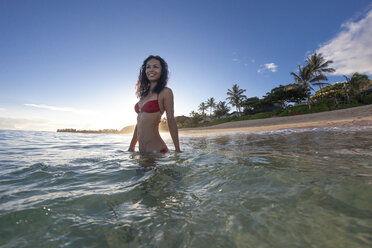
[57,125,135,134]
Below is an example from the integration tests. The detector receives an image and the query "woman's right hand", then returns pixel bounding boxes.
[128,125,138,152]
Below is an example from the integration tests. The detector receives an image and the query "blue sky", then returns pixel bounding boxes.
[1,0,372,131]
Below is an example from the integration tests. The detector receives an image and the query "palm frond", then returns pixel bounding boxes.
[310,74,328,82]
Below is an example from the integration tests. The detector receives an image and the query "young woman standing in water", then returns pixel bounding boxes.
[128,55,181,153]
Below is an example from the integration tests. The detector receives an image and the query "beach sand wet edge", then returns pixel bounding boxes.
[179,104,372,135]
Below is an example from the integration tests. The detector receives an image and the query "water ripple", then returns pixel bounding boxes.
[0,129,371,247]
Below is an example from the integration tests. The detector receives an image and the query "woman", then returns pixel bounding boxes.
[128,55,181,153]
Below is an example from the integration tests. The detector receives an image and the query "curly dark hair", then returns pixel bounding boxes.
[136,55,169,98]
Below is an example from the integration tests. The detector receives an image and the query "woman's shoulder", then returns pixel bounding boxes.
[160,87,173,96]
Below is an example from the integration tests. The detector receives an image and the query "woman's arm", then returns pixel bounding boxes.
[163,88,181,152]
[128,125,138,152]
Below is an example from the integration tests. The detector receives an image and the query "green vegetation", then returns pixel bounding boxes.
[192,98,369,128]
[198,102,207,116]
[226,84,247,114]
[206,97,216,116]
[362,94,372,104]
[57,125,136,134]
[290,53,334,110]
[176,52,372,129]
[305,52,335,99]
[214,101,230,118]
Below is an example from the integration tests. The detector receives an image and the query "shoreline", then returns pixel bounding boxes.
[179,104,372,135]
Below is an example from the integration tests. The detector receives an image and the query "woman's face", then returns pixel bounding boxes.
[146,58,162,82]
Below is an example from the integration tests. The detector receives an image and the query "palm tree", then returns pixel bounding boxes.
[306,53,335,98]
[214,101,230,118]
[189,110,202,125]
[206,97,216,116]
[342,78,350,103]
[311,81,331,98]
[291,65,326,110]
[198,102,208,116]
[226,84,246,114]
[344,73,371,102]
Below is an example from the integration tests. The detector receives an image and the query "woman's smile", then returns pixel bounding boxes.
[146,58,162,81]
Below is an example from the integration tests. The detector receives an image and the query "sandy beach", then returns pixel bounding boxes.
[179,105,372,134]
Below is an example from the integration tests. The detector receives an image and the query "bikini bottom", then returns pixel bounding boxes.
[160,147,169,153]
[152,147,169,154]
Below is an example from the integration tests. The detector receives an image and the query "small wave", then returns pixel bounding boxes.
[9,162,49,176]
[70,157,103,164]
[181,125,372,138]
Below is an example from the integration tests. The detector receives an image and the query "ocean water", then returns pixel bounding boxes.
[0,128,372,248]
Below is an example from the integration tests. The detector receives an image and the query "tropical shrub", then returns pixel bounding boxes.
[279,105,310,116]
[361,94,372,104]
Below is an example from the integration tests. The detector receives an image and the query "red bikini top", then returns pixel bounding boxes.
[135,95,161,114]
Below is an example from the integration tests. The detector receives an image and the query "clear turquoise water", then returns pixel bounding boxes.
[0,128,371,248]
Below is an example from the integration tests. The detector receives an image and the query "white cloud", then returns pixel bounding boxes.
[0,116,91,131]
[317,8,372,75]
[0,107,5,111]
[24,104,96,115]
[258,63,278,73]
[232,58,239,62]
[265,63,278,72]
[0,117,52,131]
